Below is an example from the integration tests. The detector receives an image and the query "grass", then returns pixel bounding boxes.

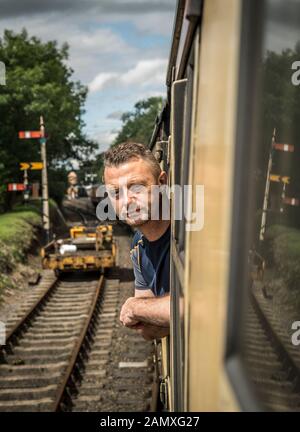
[265,224,300,310]
[0,198,69,303]
[0,210,40,242]
[266,224,300,264]
[0,198,68,298]
[12,199,68,233]
[0,208,42,298]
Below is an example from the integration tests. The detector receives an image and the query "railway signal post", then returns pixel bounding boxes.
[18,117,50,243]
[259,129,294,240]
[20,163,44,202]
[23,168,29,202]
[259,129,276,241]
[40,116,50,244]
[7,183,26,192]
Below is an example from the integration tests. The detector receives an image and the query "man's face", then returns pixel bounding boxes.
[104,158,161,227]
[68,174,77,185]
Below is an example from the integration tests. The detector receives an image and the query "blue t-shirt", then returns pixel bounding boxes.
[130,226,170,297]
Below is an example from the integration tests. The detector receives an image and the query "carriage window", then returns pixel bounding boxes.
[171,78,187,244]
[171,56,195,257]
[178,50,195,255]
[240,0,300,411]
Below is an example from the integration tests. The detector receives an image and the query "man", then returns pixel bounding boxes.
[67,171,79,200]
[66,171,88,199]
[103,142,170,340]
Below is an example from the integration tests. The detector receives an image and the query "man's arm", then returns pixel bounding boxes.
[120,294,170,328]
[134,323,170,340]
[134,288,154,298]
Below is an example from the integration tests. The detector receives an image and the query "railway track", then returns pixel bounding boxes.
[70,273,154,412]
[244,289,300,411]
[0,232,155,412]
[0,272,106,411]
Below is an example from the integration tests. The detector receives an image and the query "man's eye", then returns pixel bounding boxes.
[108,189,119,198]
[130,185,145,194]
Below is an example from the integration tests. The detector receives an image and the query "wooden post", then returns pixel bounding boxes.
[259,128,276,241]
[40,116,50,243]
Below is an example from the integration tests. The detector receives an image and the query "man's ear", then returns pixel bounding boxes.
[102,167,105,184]
[158,171,168,185]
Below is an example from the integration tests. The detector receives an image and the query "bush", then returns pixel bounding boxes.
[265,224,300,291]
[0,210,41,264]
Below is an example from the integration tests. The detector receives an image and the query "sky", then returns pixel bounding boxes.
[265,0,300,54]
[0,0,176,154]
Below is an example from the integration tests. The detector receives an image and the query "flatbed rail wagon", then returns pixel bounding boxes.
[41,224,116,273]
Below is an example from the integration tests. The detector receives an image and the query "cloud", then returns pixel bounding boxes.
[94,130,119,152]
[70,28,131,55]
[0,0,175,18]
[0,2,173,83]
[131,11,175,36]
[0,0,174,152]
[69,158,80,170]
[107,111,124,120]
[0,17,137,83]
[133,89,166,101]
[267,0,300,30]
[122,58,167,85]
[89,72,119,93]
[264,0,300,53]
[89,58,167,93]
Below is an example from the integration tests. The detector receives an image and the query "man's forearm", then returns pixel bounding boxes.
[132,294,170,327]
[135,323,170,340]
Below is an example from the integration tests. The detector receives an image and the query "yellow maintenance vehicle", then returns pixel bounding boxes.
[41,224,116,274]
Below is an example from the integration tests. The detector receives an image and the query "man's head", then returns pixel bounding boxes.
[68,171,78,186]
[103,142,167,227]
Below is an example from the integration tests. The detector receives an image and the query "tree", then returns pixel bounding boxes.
[114,96,164,146]
[76,154,104,185]
[0,29,97,209]
[253,42,300,232]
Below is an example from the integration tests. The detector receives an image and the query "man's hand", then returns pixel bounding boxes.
[134,323,170,341]
[119,296,139,327]
[120,296,170,340]
[120,294,170,328]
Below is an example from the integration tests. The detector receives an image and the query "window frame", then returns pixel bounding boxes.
[225,0,266,411]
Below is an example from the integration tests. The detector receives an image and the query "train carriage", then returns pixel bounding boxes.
[152,0,300,412]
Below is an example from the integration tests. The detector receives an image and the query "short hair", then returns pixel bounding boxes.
[103,141,161,178]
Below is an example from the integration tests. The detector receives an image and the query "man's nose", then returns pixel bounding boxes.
[126,193,136,208]
[120,188,135,207]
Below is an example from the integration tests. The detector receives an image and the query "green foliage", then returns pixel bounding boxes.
[0,151,11,212]
[48,166,69,204]
[265,225,300,291]
[114,97,164,147]
[11,201,41,214]
[262,45,300,143]
[12,198,68,236]
[76,155,103,185]
[255,43,300,221]
[0,208,41,298]
[0,209,41,268]
[93,153,104,182]
[0,29,97,210]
